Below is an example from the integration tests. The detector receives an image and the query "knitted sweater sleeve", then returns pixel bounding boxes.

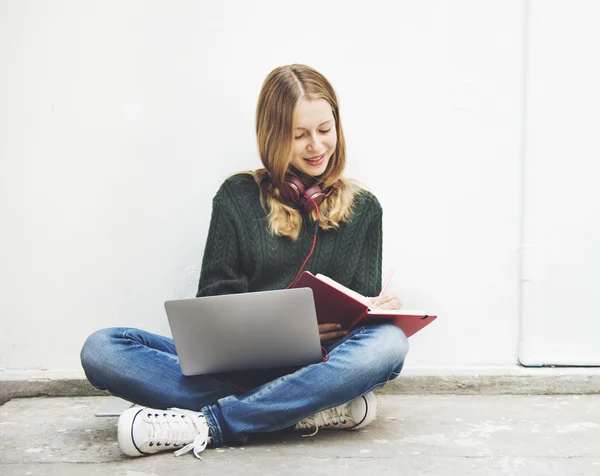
[196,197,248,297]
[350,206,383,298]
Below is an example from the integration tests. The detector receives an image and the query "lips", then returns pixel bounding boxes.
[304,153,326,167]
[306,153,325,160]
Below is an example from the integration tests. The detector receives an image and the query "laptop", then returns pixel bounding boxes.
[165,287,322,376]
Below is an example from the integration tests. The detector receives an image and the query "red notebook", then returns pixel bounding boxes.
[292,271,437,338]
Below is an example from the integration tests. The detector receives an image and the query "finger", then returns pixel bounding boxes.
[320,330,348,338]
[318,323,343,332]
[380,298,403,310]
[375,294,401,306]
[320,330,348,341]
[371,295,392,307]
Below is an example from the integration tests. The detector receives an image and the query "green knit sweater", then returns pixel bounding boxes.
[196,173,383,298]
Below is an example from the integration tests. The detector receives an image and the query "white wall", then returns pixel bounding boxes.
[1,0,525,374]
[519,0,600,365]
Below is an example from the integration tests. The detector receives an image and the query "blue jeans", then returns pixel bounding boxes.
[80,323,409,447]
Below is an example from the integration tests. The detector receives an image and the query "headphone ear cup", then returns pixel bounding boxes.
[279,174,332,214]
[301,185,326,213]
[279,174,305,204]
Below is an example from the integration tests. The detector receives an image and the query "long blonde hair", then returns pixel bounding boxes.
[251,64,358,240]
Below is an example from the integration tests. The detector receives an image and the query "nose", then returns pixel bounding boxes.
[306,132,321,153]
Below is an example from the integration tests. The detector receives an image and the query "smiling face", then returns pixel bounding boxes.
[289,97,337,178]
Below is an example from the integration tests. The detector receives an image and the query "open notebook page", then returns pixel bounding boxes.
[367,308,427,316]
[315,274,427,316]
[315,274,371,306]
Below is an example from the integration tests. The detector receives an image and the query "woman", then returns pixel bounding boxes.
[80,64,408,460]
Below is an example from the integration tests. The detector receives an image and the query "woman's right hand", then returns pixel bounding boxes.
[318,323,348,344]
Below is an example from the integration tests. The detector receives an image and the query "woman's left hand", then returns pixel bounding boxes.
[368,294,403,310]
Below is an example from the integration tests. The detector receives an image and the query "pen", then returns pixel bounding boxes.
[378,268,395,297]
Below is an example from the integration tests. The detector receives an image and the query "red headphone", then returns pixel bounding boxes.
[278,174,336,214]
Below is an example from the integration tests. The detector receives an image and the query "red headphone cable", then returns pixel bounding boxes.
[286,195,320,289]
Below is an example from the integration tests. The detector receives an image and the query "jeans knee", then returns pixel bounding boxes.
[388,325,409,362]
[80,327,121,379]
[364,324,409,375]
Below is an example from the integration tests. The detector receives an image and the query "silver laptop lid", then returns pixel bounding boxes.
[165,287,322,376]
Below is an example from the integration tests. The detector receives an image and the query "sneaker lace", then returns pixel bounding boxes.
[297,404,351,437]
[145,408,210,460]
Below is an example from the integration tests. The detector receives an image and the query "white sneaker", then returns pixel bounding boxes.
[117,407,211,459]
[295,392,378,436]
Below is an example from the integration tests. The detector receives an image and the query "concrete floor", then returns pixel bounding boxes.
[1,394,599,475]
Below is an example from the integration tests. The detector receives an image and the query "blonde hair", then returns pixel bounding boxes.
[251,64,358,240]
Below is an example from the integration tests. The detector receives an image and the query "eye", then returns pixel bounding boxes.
[294,128,331,140]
